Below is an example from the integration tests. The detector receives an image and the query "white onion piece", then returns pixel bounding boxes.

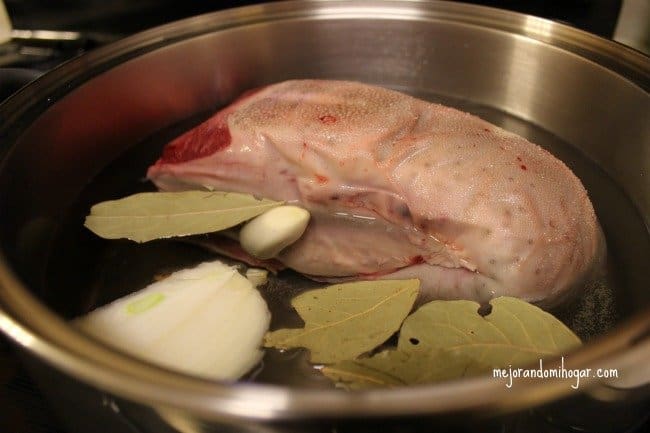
[73,260,270,381]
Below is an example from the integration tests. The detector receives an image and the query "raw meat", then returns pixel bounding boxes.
[147,80,604,305]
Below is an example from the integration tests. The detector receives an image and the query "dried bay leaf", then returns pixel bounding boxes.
[84,191,282,243]
[321,351,409,389]
[263,279,420,363]
[322,349,488,390]
[322,296,581,389]
[398,296,582,368]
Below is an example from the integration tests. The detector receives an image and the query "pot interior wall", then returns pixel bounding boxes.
[0,1,648,385]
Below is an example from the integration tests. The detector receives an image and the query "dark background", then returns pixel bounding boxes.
[4,0,624,37]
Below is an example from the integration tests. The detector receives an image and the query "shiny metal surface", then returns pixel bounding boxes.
[0,0,648,427]
[615,0,650,54]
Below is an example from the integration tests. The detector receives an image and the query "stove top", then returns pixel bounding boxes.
[0,2,648,432]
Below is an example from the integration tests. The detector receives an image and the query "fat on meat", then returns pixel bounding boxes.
[147,79,604,305]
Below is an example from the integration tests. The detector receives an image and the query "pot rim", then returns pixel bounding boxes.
[0,0,649,422]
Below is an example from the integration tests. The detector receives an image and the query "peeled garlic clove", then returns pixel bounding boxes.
[239,205,310,259]
[73,260,270,381]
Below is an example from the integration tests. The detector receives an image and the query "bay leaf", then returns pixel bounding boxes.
[322,296,581,389]
[263,279,420,363]
[321,351,408,390]
[322,349,488,390]
[84,191,282,243]
[398,296,581,368]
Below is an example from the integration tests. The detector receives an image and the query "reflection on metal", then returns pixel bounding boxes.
[10,29,83,42]
[501,37,543,125]
[523,14,555,40]
[0,314,34,348]
[0,0,10,44]
[615,0,650,54]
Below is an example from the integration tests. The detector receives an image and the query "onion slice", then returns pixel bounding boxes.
[73,260,270,381]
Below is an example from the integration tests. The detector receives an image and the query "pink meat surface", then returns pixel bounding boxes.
[147,80,604,305]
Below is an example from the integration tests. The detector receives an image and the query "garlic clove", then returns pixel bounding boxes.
[239,205,310,259]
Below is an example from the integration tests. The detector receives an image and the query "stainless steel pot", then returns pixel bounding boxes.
[0,1,648,432]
